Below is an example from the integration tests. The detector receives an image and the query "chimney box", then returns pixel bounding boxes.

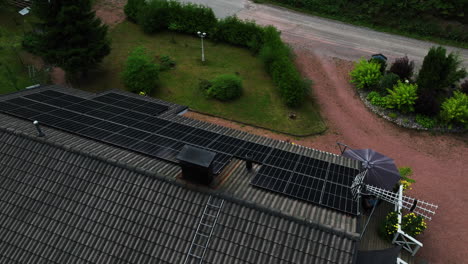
[176,145,216,185]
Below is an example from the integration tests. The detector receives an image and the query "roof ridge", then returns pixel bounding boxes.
[0,125,359,241]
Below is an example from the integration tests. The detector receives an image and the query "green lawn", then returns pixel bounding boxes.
[0,8,36,94]
[78,21,326,135]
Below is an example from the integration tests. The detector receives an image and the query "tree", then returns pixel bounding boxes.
[417,46,466,93]
[122,46,159,94]
[30,0,110,76]
[415,46,466,115]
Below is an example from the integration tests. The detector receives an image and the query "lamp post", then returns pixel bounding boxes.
[197,31,207,62]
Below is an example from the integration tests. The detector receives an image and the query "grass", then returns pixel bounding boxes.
[254,0,468,49]
[0,8,37,94]
[78,21,326,135]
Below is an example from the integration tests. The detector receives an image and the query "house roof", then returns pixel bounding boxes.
[0,85,361,263]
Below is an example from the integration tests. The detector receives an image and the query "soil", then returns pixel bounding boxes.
[93,0,127,28]
[76,2,468,263]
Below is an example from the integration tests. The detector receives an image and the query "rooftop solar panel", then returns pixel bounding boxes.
[39,90,66,97]
[235,142,272,163]
[0,90,361,214]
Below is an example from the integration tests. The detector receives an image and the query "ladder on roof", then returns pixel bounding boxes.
[184,196,224,264]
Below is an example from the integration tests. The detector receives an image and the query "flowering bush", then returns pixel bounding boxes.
[379,211,427,242]
[398,166,415,191]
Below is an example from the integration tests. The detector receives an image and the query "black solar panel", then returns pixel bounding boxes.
[321,182,357,214]
[251,166,292,193]
[327,163,359,187]
[39,90,66,97]
[208,135,246,155]
[0,102,19,112]
[6,97,37,106]
[295,156,330,180]
[24,93,53,102]
[0,90,360,213]
[284,173,324,203]
[235,142,272,163]
[264,149,301,171]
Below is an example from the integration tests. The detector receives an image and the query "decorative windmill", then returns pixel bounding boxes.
[338,143,438,256]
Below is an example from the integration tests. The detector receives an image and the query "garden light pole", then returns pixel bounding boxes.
[197,31,206,62]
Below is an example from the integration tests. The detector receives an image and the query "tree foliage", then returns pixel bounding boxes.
[29,0,110,76]
[122,46,159,94]
[385,81,418,113]
[389,56,414,80]
[137,0,216,34]
[259,0,467,43]
[124,0,147,22]
[415,46,466,116]
[350,59,382,90]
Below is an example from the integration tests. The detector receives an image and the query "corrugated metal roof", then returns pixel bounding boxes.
[0,126,356,264]
[0,85,362,262]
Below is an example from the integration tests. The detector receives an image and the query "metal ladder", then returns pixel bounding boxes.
[184,196,224,264]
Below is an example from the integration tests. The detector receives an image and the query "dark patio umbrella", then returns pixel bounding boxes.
[343,148,400,191]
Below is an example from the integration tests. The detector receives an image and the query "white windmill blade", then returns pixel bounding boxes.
[364,184,438,220]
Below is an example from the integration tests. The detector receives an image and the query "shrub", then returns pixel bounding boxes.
[138,0,170,33]
[166,1,217,34]
[378,73,400,94]
[389,56,414,80]
[416,46,467,116]
[367,91,387,107]
[379,211,427,242]
[350,59,382,90]
[138,0,216,34]
[460,80,468,94]
[415,114,436,129]
[385,81,418,113]
[388,112,398,119]
[122,46,159,94]
[213,16,265,53]
[159,55,176,71]
[440,91,468,128]
[417,46,466,92]
[206,74,242,101]
[124,0,146,22]
[369,57,386,73]
[198,79,212,92]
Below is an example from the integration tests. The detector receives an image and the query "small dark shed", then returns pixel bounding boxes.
[177,145,216,185]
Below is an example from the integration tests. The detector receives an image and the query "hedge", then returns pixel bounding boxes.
[125,0,309,107]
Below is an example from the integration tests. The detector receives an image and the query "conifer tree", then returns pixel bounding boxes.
[31,0,110,76]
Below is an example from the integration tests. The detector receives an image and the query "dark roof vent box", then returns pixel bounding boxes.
[177,145,216,185]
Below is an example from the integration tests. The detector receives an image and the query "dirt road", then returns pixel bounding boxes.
[182,0,468,70]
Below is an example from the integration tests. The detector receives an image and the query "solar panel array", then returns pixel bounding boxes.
[251,156,360,215]
[0,90,360,214]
